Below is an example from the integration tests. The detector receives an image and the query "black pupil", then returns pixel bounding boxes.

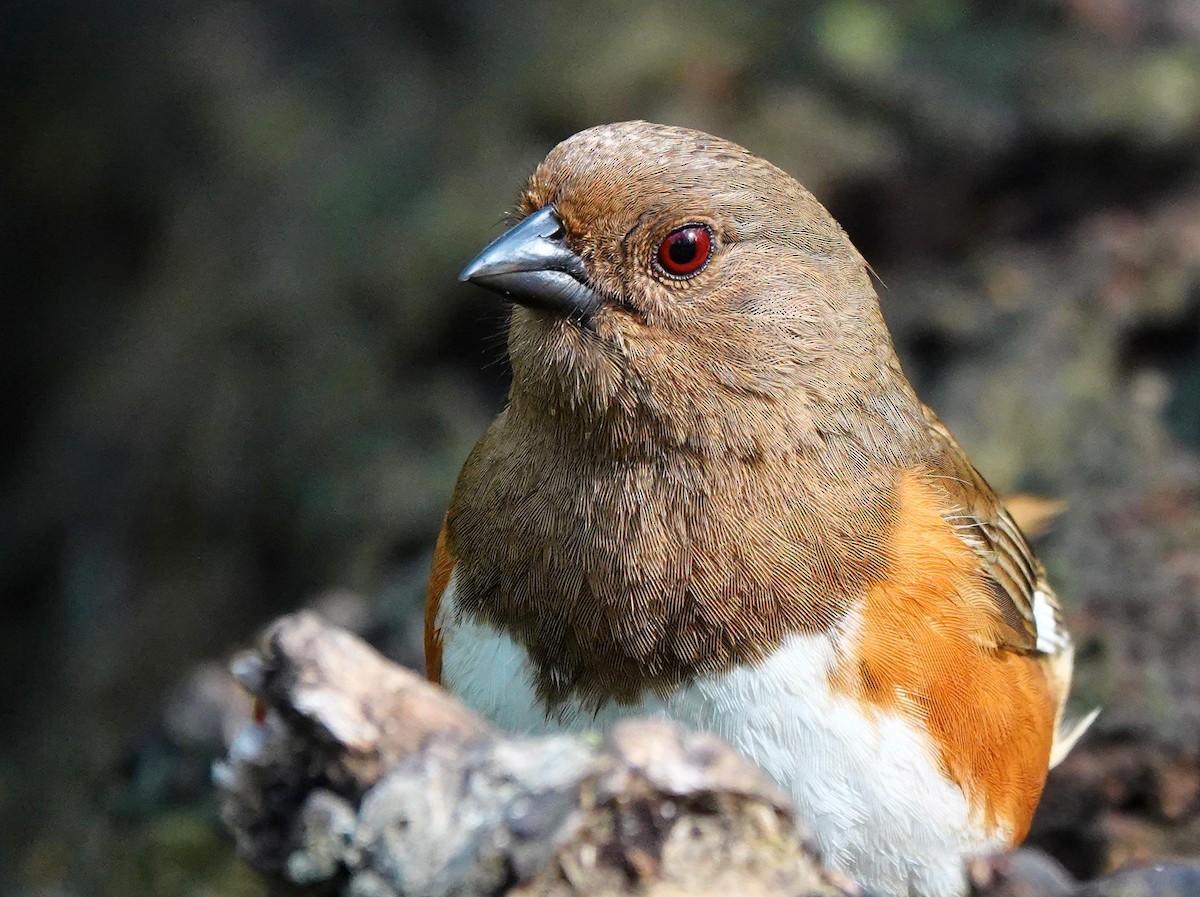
[668,230,699,266]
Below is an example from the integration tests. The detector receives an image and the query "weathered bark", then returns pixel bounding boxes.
[217,612,1200,897]
[215,611,858,897]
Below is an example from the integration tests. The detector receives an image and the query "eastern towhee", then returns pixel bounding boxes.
[425,121,1094,897]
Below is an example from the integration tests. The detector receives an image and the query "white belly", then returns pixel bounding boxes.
[438,575,1000,897]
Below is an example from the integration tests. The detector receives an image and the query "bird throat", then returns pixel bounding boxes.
[446,407,902,713]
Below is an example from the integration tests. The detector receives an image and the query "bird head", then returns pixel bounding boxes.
[460,121,912,458]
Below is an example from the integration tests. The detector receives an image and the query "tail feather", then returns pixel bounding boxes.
[1050,706,1100,768]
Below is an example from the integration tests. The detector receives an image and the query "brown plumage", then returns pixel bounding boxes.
[428,121,1091,897]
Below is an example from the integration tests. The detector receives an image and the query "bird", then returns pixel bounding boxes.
[425,121,1094,897]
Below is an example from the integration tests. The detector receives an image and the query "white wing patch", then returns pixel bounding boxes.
[1032,587,1071,655]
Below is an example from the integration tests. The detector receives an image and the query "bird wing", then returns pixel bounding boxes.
[952,482,1066,657]
[917,409,1057,655]
[424,519,456,684]
[919,408,1094,766]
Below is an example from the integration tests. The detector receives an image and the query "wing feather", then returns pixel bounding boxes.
[918,406,1094,764]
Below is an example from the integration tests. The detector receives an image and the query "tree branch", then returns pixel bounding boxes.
[215,611,858,896]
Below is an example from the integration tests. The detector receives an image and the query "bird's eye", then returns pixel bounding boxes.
[656,224,713,278]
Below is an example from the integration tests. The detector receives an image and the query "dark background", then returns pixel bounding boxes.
[3,1,1200,894]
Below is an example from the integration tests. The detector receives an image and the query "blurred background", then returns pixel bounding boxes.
[3,1,1200,894]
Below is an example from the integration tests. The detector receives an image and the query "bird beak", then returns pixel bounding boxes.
[458,205,602,318]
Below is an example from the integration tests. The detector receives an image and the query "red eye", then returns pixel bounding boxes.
[656,224,713,278]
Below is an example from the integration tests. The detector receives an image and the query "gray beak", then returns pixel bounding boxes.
[458,205,603,318]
